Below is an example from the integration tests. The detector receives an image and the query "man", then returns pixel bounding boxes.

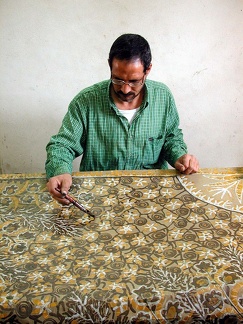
[46,33,199,204]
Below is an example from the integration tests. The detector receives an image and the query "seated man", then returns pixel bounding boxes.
[45,33,199,204]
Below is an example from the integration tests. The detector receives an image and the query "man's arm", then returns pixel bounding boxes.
[45,100,85,202]
[45,100,85,178]
[160,92,199,173]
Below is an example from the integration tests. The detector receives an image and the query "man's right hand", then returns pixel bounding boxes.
[47,173,72,204]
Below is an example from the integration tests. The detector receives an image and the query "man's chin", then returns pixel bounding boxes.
[121,97,134,102]
[117,94,135,102]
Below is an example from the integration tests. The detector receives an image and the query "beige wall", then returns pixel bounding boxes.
[0,0,242,173]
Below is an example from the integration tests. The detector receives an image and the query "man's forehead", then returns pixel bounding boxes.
[111,58,144,73]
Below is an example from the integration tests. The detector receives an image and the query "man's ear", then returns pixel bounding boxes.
[108,59,112,70]
[145,63,152,76]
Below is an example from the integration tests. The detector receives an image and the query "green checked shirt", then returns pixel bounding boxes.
[45,79,187,178]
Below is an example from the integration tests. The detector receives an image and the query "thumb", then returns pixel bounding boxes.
[175,161,186,172]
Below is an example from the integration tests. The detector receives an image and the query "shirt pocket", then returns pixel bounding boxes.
[142,135,165,164]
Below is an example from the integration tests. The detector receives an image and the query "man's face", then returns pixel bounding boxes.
[110,58,149,103]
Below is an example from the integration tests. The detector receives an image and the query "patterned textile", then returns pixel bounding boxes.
[0,168,243,323]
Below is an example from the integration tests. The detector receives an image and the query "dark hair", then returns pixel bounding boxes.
[108,34,152,72]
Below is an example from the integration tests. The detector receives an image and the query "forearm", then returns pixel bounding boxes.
[45,142,74,179]
[162,128,188,167]
[161,94,188,167]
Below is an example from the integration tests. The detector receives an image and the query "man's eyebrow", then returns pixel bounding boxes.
[112,75,122,80]
[112,75,140,82]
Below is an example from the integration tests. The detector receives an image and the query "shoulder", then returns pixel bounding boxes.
[71,80,110,104]
[145,80,176,106]
[145,79,173,95]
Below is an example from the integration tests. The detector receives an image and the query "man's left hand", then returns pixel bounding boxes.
[174,154,199,174]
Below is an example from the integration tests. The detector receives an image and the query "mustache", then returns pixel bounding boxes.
[117,91,135,97]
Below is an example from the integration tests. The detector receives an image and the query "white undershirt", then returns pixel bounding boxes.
[118,107,140,123]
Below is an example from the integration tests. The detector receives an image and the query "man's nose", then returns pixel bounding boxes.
[121,83,132,93]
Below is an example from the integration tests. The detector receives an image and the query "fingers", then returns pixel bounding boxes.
[60,177,71,196]
[175,162,186,173]
[183,160,197,174]
[184,155,199,174]
[47,173,72,204]
[175,154,199,175]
